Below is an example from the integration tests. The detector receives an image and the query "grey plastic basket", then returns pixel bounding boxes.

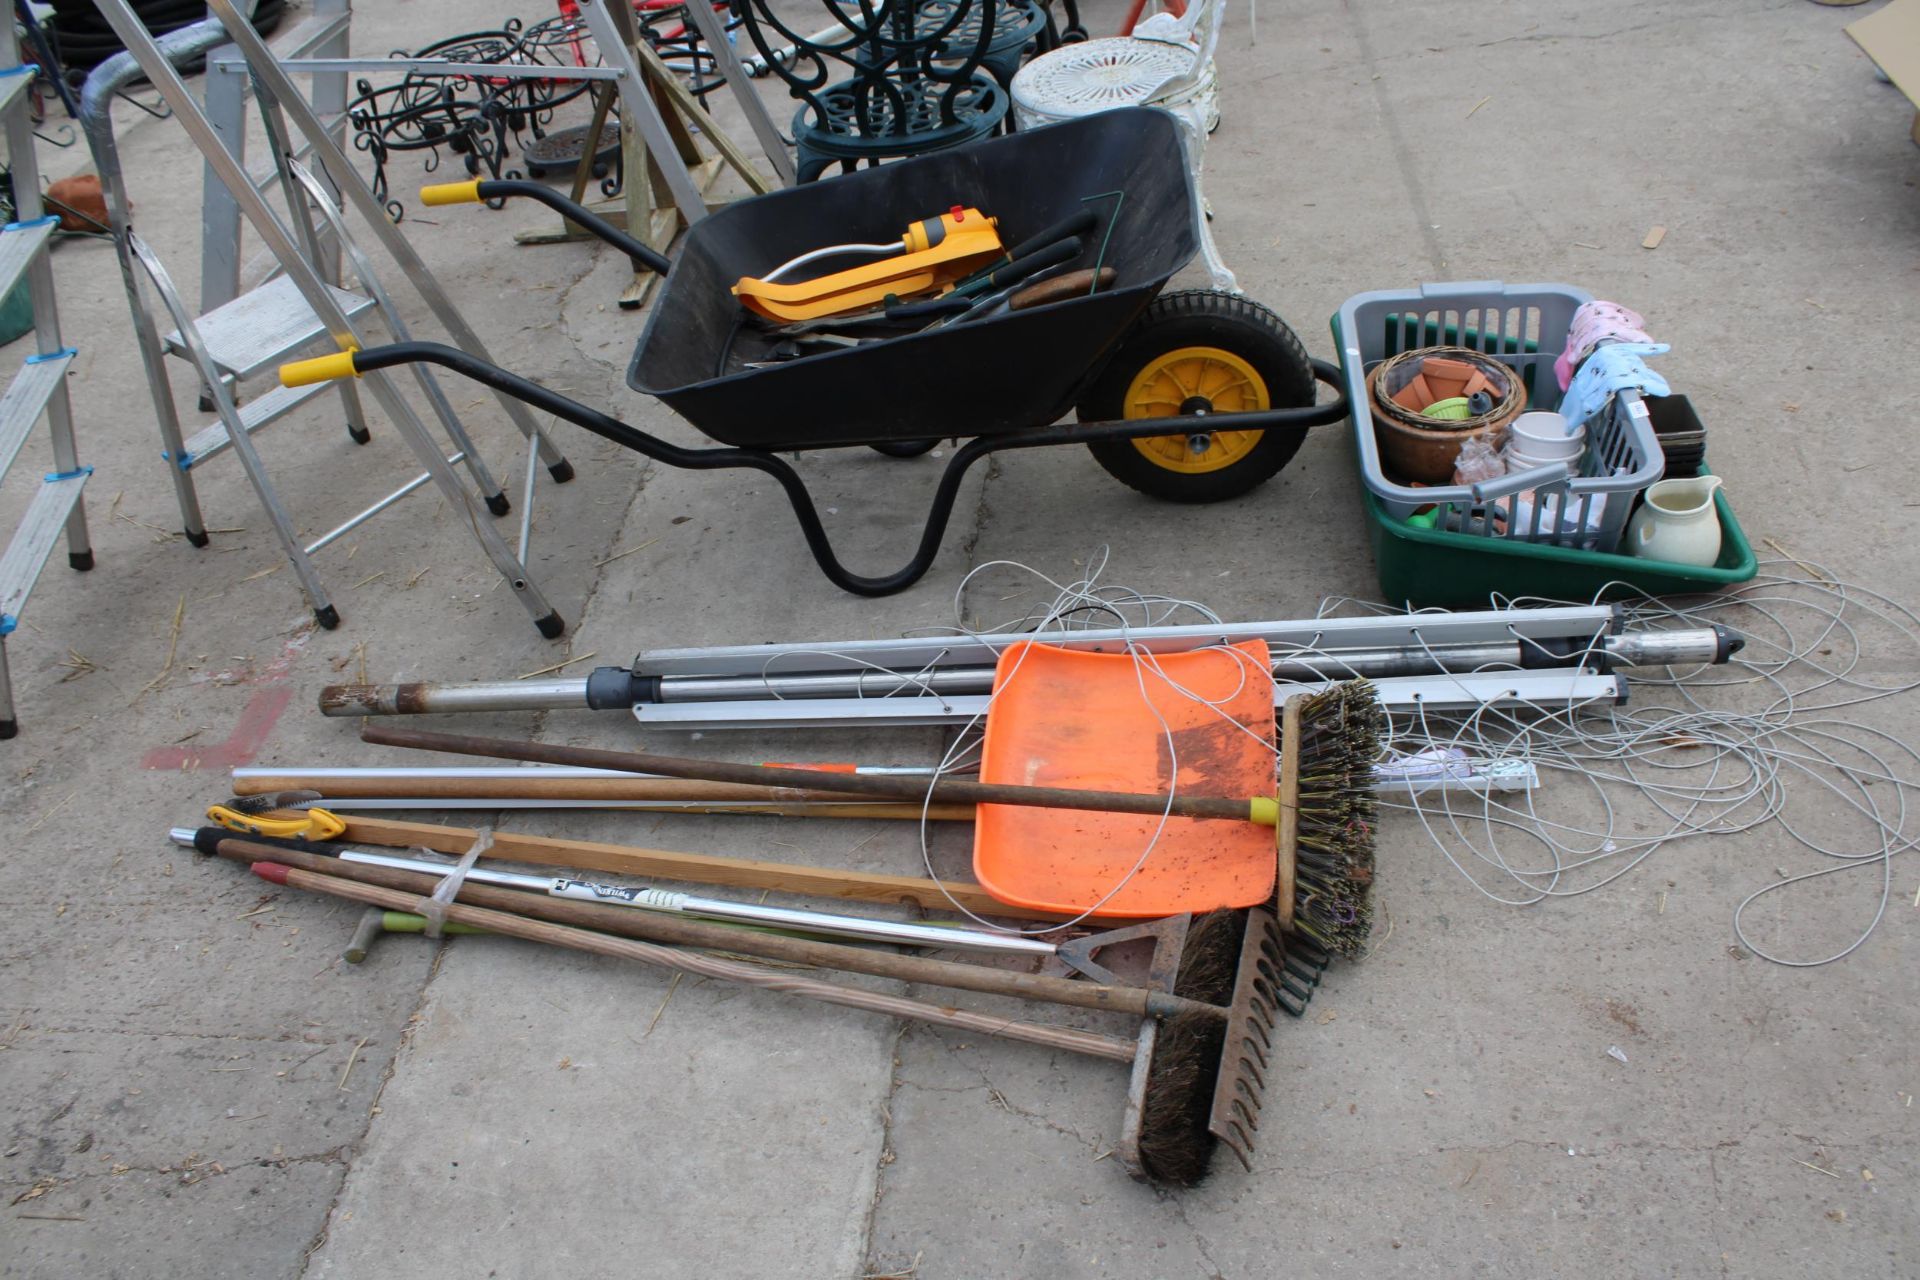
[1333,281,1666,553]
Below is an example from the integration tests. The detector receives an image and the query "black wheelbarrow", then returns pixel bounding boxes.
[281,108,1349,596]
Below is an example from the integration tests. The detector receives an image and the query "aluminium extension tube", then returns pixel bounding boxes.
[319,626,1733,718]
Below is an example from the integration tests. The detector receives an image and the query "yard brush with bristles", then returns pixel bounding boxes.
[1272,680,1385,961]
[1134,907,1244,1186]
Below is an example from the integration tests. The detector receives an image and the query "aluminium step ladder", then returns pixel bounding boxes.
[82,7,574,636]
[0,28,94,739]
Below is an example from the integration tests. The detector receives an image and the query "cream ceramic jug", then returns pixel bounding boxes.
[1628,476,1723,565]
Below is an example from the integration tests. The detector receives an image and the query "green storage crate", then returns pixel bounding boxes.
[1361,474,1757,607]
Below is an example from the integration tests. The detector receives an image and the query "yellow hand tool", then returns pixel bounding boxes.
[206,802,347,842]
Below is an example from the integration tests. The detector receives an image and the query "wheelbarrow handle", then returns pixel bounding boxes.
[419,178,673,277]
[277,339,954,594]
[277,342,1352,598]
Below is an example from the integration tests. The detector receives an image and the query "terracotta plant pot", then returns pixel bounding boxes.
[1366,348,1528,484]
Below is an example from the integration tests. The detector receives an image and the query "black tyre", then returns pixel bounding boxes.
[868,439,941,458]
[1078,290,1315,503]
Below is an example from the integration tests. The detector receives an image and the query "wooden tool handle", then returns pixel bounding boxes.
[1009,266,1118,311]
[234,776,882,803]
[360,725,1252,822]
[1274,697,1301,931]
[232,776,973,821]
[206,835,1211,1022]
[256,859,1137,1062]
[322,813,1099,922]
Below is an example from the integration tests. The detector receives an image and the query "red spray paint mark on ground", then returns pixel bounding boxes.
[142,684,295,772]
[141,627,312,772]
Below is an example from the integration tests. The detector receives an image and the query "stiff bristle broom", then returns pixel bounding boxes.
[1273,681,1387,960]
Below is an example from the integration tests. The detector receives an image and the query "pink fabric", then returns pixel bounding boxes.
[1555,301,1654,390]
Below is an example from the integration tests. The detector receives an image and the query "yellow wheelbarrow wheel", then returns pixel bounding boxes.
[1079,290,1316,503]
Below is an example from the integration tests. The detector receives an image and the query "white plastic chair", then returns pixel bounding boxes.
[1009,0,1234,290]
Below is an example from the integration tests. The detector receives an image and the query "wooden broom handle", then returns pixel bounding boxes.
[207,836,1216,1023]
[257,860,1138,1063]
[1274,697,1301,932]
[234,775,903,803]
[234,772,974,820]
[323,812,1093,921]
[361,726,1255,822]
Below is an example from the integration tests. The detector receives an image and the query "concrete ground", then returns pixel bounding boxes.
[1,0,1916,1276]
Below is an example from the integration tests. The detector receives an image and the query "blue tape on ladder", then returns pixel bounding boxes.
[0,65,35,78]
[43,464,92,483]
[24,348,76,364]
[0,614,16,637]
[2,215,58,232]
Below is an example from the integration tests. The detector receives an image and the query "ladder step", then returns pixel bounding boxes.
[162,274,374,380]
[0,350,74,479]
[176,377,334,470]
[0,65,34,120]
[0,216,55,306]
[0,467,88,625]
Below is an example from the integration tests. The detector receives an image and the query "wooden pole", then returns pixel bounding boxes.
[204,836,1213,1021]
[253,859,1137,1062]
[231,771,957,809]
[317,813,1100,922]
[1274,697,1301,931]
[361,725,1258,822]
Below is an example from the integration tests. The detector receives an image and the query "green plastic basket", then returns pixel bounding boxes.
[1332,284,1759,605]
[1361,473,1757,607]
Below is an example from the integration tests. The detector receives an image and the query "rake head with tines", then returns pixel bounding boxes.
[1207,908,1291,1172]
[1120,907,1326,1186]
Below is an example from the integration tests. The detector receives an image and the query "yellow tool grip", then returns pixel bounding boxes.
[419,179,484,206]
[279,350,361,388]
[206,804,348,842]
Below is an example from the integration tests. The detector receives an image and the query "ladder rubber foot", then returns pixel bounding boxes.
[485,491,512,518]
[185,528,211,549]
[198,393,216,414]
[534,610,565,640]
[548,459,576,484]
[0,718,16,741]
[314,605,341,630]
[348,424,372,445]
[69,550,95,572]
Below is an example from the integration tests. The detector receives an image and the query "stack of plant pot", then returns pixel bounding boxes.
[1364,346,1527,483]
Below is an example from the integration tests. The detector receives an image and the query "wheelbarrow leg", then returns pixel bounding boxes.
[751,440,1004,595]
[276,343,1351,598]
[279,340,1003,595]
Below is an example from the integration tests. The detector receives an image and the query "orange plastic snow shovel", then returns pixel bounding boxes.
[973,640,1278,917]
